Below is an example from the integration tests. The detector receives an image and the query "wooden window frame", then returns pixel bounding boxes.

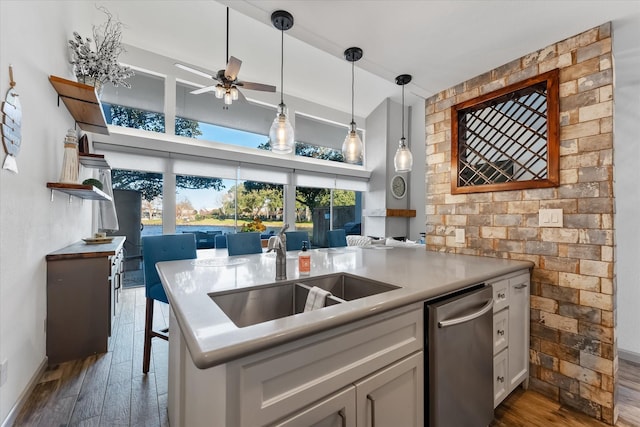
[450,69,560,194]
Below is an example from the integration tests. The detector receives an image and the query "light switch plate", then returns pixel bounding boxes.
[539,209,563,227]
[455,228,465,243]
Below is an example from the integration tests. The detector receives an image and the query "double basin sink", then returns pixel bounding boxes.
[209,273,400,328]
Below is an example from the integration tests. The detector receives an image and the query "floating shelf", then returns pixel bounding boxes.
[386,209,417,218]
[79,153,110,169]
[47,182,112,202]
[49,75,109,135]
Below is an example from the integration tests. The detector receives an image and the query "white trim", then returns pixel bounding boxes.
[0,358,47,427]
[619,348,640,364]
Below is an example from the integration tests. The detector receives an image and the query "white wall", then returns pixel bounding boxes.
[613,16,640,359]
[0,1,95,422]
[408,99,426,242]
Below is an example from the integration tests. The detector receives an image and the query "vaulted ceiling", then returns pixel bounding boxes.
[103,1,639,116]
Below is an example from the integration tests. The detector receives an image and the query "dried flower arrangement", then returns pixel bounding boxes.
[68,6,134,88]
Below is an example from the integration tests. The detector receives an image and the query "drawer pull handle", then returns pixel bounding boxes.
[497,376,505,383]
[497,329,505,336]
[514,283,527,289]
[367,395,376,427]
[338,409,346,427]
[498,292,505,299]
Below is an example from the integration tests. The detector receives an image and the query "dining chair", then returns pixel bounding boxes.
[226,232,263,256]
[327,229,348,248]
[141,233,197,374]
[285,231,309,251]
[214,234,227,249]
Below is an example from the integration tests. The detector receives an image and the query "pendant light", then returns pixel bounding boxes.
[269,10,295,154]
[342,47,364,164]
[394,74,413,172]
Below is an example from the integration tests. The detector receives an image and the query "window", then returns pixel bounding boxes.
[102,70,166,132]
[451,69,559,194]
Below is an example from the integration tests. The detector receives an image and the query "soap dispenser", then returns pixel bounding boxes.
[299,241,311,276]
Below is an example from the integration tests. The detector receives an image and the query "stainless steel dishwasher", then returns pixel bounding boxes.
[426,284,494,427]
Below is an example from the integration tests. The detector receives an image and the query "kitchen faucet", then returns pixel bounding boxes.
[268,223,289,280]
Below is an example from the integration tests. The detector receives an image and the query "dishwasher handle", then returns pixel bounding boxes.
[438,298,494,328]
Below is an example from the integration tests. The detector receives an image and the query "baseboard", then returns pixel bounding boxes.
[1,357,47,427]
[619,348,640,364]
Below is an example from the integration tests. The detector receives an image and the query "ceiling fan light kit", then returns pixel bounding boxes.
[269,10,295,155]
[342,47,364,165]
[175,7,275,108]
[394,73,413,172]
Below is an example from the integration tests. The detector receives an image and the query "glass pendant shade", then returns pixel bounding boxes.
[215,84,224,99]
[269,103,295,154]
[230,87,239,101]
[342,122,363,164]
[394,137,413,172]
[224,91,232,105]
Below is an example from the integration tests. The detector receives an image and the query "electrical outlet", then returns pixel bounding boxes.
[0,359,8,387]
[455,228,465,243]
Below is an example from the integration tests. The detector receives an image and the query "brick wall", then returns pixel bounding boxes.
[424,23,616,423]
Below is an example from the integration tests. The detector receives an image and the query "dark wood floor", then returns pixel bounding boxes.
[10,287,640,426]
[13,287,169,427]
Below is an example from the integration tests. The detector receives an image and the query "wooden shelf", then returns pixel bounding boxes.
[49,75,109,135]
[79,153,110,169]
[386,209,416,218]
[47,183,112,202]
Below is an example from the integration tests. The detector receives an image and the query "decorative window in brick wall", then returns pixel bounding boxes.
[451,69,559,194]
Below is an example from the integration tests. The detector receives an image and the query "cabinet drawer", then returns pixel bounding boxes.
[228,304,423,427]
[271,386,356,427]
[492,279,509,312]
[493,348,508,408]
[493,309,508,355]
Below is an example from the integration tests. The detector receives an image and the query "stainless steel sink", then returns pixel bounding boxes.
[209,273,399,328]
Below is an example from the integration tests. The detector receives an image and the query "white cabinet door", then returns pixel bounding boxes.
[273,386,356,427]
[354,352,423,427]
[508,273,530,390]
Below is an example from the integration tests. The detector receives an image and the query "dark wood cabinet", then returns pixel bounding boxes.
[46,237,125,364]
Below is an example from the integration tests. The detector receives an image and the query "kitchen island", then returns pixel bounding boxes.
[157,247,532,426]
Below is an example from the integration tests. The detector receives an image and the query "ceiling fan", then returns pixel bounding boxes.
[175,7,276,107]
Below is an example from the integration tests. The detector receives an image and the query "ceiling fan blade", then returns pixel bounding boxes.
[225,56,242,81]
[238,81,276,92]
[175,63,216,80]
[190,85,217,95]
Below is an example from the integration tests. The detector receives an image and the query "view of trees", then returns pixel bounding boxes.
[107,104,223,200]
[107,104,355,223]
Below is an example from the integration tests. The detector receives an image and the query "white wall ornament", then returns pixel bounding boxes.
[1,65,21,173]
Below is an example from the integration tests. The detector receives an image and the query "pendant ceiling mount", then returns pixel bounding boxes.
[395,74,412,86]
[344,47,363,63]
[271,10,294,31]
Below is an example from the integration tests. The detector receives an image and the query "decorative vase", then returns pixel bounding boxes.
[77,75,104,99]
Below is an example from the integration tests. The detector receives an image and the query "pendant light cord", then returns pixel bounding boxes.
[351,60,355,123]
[280,27,284,105]
[401,83,405,139]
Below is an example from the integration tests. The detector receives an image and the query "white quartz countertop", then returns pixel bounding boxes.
[156,246,532,369]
